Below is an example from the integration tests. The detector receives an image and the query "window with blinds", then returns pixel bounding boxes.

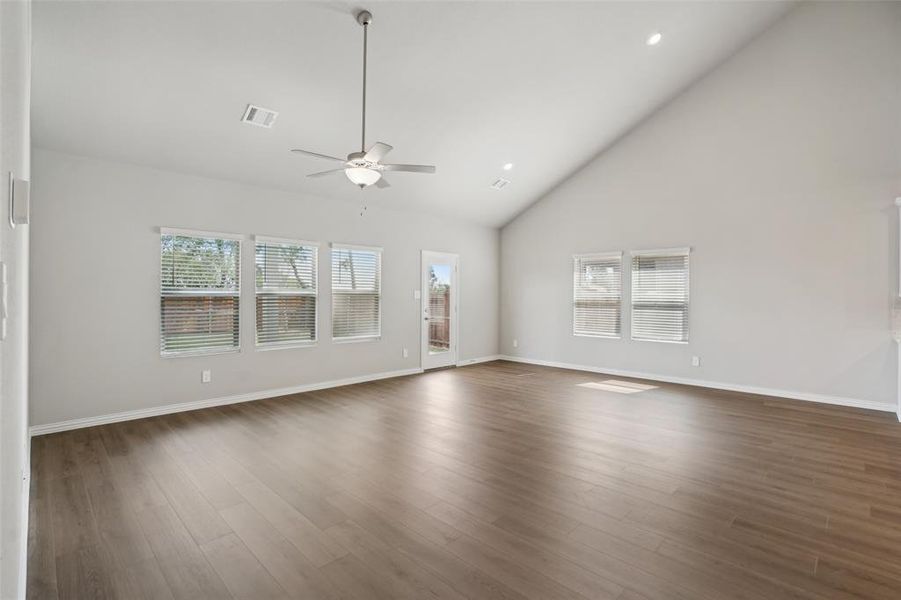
[160,230,241,355]
[255,237,318,347]
[573,252,622,338]
[631,248,690,343]
[331,244,381,341]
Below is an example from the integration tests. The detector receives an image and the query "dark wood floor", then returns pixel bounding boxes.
[27,360,901,600]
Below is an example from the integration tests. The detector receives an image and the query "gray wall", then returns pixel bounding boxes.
[500,1,901,408]
[0,1,31,597]
[30,149,499,426]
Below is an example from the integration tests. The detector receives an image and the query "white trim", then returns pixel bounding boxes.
[897,341,901,423]
[30,367,424,437]
[332,335,381,344]
[161,347,241,359]
[18,448,30,600]
[572,252,624,339]
[421,250,460,370]
[330,242,383,252]
[255,341,317,352]
[160,231,242,357]
[160,226,244,241]
[498,355,895,413]
[573,250,622,259]
[630,246,691,257]
[574,333,622,340]
[254,235,320,247]
[630,247,690,344]
[255,240,319,346]
[330,244,382,341]
[456,355,501,367]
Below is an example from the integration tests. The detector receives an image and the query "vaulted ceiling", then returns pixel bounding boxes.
[32,1,793,226]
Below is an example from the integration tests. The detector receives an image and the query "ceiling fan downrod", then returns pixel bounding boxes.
[357,10,373,154]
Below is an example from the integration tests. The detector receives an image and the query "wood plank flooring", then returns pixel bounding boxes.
[27,360,901,599]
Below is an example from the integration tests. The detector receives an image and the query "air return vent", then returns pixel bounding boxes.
[241,104,278,128]
[490,178,510,190]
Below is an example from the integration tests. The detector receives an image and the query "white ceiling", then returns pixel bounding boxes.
[32,1,793,227]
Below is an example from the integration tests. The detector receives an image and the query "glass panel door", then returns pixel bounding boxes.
[421,251,458,369]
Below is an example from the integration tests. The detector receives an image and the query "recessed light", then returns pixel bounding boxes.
[503,162,514,171]
[646,32,662,46]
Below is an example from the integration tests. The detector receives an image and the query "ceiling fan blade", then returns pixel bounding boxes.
[375,177,391,189]
[381,164,436,174]
[291,149,347,163]
[364,142,393,162]
[307,169,345,178]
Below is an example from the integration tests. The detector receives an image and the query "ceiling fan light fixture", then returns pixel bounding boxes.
[345,167,381,188]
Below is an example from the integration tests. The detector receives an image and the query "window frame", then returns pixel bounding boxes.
[572,251,623,339]
[330,242,383,343]
[254,235,320,351]
[159,227,243,358]
[629,247,691,344]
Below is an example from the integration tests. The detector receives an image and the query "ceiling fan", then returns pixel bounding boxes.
[291,9,436,189]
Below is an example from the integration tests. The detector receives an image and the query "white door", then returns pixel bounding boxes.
[421,251,459,370]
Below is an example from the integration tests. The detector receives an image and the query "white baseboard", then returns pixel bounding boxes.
[456,354,501,367]
[498,355,895,413]
[17,450,29,600]
[31,355,894,436]
[29,367,424,436]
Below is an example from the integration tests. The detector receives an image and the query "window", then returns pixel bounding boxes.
[160,229,241,355]
[331,244,381,341]
[573,252,622,338]
[255,237,318,347]
[631,248,690,343]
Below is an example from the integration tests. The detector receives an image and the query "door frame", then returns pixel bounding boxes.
[420,250,460,370]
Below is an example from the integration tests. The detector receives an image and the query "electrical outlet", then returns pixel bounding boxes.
[201,369,211,383]
[403,347,409,358]
[691,356,701,367]
[512,339,519,349]
[413,290,421,300]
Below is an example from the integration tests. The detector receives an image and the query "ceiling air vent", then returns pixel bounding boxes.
[490,178,511,190]
[241,104,278,128]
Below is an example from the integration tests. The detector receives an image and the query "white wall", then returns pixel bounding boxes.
[501,1,901,409]
[30,149,499,427]
[0,1,31,597]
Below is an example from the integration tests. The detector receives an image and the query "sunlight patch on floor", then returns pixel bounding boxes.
[578,380,658,394]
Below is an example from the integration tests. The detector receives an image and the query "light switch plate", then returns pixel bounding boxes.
[8,173,29,227]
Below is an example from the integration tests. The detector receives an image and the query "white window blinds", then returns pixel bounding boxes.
[160,230,241,355]
[573,253,622,338]
[331,244,381,341]
[255,238,318,347]
[631,248,690,343]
